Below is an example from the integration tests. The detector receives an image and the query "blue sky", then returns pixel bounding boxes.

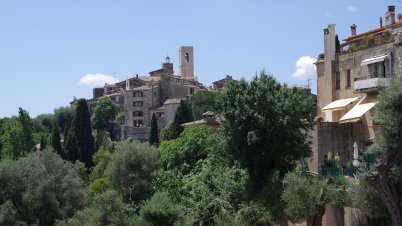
[0,0,398,117]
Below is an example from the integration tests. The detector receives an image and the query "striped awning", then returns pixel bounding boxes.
[361,54,388,66]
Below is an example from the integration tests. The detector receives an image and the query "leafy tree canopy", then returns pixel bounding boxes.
[190,90,221,120]
[0,150,86,225]
[220,71,313,189]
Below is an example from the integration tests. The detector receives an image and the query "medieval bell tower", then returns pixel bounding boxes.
[179,46,195,80]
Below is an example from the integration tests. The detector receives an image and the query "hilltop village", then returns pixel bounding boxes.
[0,4,402,226]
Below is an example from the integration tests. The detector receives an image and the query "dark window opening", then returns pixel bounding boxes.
[185,53,189,62]
[346,69,351,88]
[133,101,144,107]
[335,72,340,90]
[133,111,143,117]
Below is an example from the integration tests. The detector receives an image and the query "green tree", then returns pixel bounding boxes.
[161,100,193,141]
[138,192,185,226]
[91,96,118,150]
[105,140,161,204]
[0,150,86,225]
[190,90,221,120]
[51,121,63,157]
[66,99,95,168]
[64,128,80,162]
[220,72,312,190]
[57,190,133,226]
[39,135,46,150]
[54,106,74,137]
[335,34,340,53]
[159,125,214,174]
[149,113,159,146]
[365,77,402,225]
[282,171,349,226]
[1,108,35,158]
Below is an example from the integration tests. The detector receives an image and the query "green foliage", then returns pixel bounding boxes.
[90,148,113,182]
[87,177,111,198]
[65,128,80,162]
[335,34,340,53]
[282,172,326,221]
[182,162,249,225]
[371,77,402,156]
[0,150,86,225]
[51,121,63,157]
[161,100,193,141]
[139,192,185,226]
[40,135,46,150]
[149,113,159,145]
[159,125,214,174]
[57,190,134,226]
[33,113,54,133]
[91,96,118,130]
[54,106,74,136]
[190,90,221,120]
[106,140,161,204]
[232,202,272,226]
[0,108,35,158]
[220,72,312,189]
[160,121,174,141]
[66,98,95,168]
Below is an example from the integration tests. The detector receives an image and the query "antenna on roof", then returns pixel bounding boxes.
[307,78,312,89]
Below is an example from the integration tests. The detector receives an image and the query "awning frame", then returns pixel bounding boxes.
[321,97,360,112]
[361,54,388,66]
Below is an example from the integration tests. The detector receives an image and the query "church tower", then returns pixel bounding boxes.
[179,46,194,80]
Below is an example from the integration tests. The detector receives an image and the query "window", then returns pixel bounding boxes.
[335,72,340,90]
[133,120,143,127]
[185,53,189,62]
[368,62,385,78]
[133,111,143,117]
[189,88,194,95]
[346,69,351,88]
[133,91,144,97]
[133,101,143,107]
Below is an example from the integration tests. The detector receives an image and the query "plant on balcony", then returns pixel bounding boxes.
[359,34,375,49]
[383,29,392,42]
[314,115,324,123]
[348,43,357,52]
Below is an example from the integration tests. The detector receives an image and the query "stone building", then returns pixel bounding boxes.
[94,46,206,141]
[309,5,402,172]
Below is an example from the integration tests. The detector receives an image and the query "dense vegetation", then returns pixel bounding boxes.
[0,71,400,225]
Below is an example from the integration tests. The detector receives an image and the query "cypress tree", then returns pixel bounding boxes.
[335,34,340,53]
[171,100,193,139]
[40,135,46,151]
[65,98,94,168]
[64,129,79,162]
[51,121,63,157]
[149,113,159,145]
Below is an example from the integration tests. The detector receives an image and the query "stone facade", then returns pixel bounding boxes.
[311,6,402,172]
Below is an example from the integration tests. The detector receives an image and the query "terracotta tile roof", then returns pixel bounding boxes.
[163,98,182,105]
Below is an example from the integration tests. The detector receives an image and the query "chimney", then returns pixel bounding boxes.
[385,5,396,26]
[350,24,357,36]
[136,74,138,78]
[380,17,383,28]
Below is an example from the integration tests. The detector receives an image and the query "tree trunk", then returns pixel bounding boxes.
[366,160,402,226]
[307,203,325,226]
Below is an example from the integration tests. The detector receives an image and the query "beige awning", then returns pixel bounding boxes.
[339,101,377,123]
[321,97,360,112]
[361,54,388,66]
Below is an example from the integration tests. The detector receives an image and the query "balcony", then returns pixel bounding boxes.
[354,75,391,92]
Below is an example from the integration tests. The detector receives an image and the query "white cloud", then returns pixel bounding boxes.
[79,73,119,86]
[291,56,317,79]
[347,5,358,13]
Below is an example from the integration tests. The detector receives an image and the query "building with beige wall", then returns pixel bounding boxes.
[92,46,206,141]
[309,5,402,172]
